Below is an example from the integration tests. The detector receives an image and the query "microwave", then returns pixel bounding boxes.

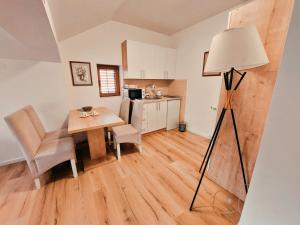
[123,88,143,100]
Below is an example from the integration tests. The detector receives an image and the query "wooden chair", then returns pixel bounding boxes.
[5,106,77,189]
[112,100,143,160]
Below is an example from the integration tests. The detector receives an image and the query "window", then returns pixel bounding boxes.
[97,64,120,97]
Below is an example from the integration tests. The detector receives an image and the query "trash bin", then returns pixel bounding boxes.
[178,122,186,132]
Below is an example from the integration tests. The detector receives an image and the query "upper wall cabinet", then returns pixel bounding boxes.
[165,48,176,79]
[122,40,176,80]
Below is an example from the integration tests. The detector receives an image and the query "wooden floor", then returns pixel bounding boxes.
[0,130,243,225]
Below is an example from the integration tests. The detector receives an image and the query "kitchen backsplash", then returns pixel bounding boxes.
[123,79,172,96]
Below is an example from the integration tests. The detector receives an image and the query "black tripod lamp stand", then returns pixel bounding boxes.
[190,25,269,211]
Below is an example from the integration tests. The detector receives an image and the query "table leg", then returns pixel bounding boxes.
[87,128,106,159]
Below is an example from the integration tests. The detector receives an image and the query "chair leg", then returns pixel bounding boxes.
[117,144,121,160]
[70,159,78,178]
[34,178,41,189]
[107,131,111,144]
[113,137,117,150]
[137,144,143,153]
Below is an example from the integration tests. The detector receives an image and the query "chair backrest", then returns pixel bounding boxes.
[119,97,130,124]
[131,100,143,132]
[4,109,42,176]
[23,105,46,139]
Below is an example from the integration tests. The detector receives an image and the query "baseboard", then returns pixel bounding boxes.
[0,157,24,167]
[187,127,212,139]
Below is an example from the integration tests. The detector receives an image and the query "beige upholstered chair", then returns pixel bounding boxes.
[23,105,70,141]
[119,97,131,124]
[5,106,77,189]
[24,105,86,144]
[107,97,130,143]
[112,100,143,160]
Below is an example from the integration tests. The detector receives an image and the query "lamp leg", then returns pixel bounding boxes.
[190,108,227,211]
[199,108,226,173]
[230,109,248,194]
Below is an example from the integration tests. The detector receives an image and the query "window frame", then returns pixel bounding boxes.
[97,64,121,97]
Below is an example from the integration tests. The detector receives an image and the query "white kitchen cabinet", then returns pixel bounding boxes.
[122,40,176,80]
[165,49,176,79]
[141,43,157,79]
[144,102,155,132]
[142,101,167,133]
[142,104,148,133]
[122,40,143,79]
[152,46,166,79]
[156,101,167,129]
[167,100,180,130]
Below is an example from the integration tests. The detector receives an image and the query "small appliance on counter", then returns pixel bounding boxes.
[144,83,164,99]
[123,88,143,100]
[156,90,162,98]
[145,84,156,98]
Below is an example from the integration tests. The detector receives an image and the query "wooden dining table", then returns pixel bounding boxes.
[68,107,124,160]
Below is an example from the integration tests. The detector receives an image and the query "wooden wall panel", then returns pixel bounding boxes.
[207,0,294,200]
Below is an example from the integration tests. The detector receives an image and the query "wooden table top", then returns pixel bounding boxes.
[68,107,124,134]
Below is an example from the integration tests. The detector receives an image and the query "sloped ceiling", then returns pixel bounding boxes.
[0,0,60,62]
[47,0,247,41]
[47,0,126,42]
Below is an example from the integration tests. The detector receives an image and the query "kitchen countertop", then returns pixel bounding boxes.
[131,96,181,104]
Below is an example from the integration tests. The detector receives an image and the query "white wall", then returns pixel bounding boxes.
[0,59,68,165]
[170,11,228,138]
[58,21,171,113]
[239,2,300,224]
[0,0,60,62]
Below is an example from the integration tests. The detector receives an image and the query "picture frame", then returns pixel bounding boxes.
[202,51,221,77]
[69,61,93,86]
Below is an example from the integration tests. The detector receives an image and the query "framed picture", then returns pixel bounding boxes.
[202,51,221,77]
[69,61,93,86]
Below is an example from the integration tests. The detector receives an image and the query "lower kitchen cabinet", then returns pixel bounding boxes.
[141,100,180,134]
[156,101,167,130]
[142,101,167,134]
[166,99,180,130]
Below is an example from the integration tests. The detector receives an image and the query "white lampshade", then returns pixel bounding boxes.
[205,25,269,73]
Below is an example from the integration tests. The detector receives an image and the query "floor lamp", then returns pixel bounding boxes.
[190,25,269,210]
